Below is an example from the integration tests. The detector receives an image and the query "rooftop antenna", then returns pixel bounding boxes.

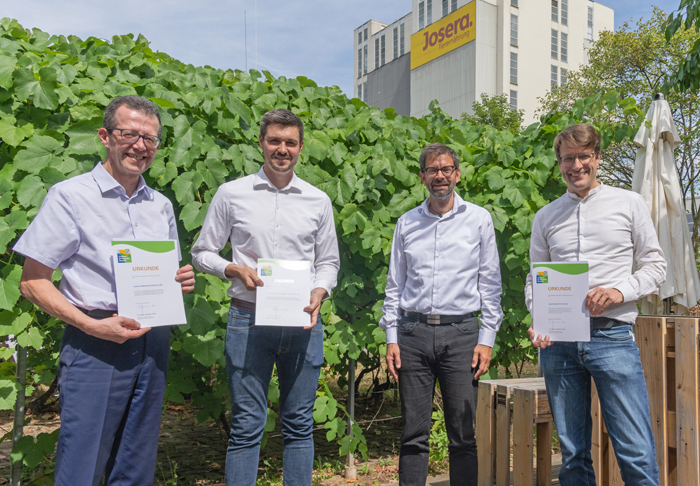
[244,10,248,71]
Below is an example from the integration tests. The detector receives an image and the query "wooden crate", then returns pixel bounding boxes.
[593,316,700,486]
[476,377,553,486]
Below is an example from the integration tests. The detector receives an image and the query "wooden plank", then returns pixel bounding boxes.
[477,381,496,486]
[591,380,604,485]
[675,318,700,485]
[635,315,668,486]
[512,388,534,486]
[495,385,512,486]
[609,440,624,486]
[536,420,552,486]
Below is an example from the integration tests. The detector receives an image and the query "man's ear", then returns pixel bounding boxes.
[98,128,110,149]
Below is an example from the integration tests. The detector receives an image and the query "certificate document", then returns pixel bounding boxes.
[255,259,311,327]
[112,240,186,327]
[532,262,590,342]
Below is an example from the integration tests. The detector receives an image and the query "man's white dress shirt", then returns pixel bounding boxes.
[524,184,666,324]
[13,163,180,311]
[379,193,503,347]
[191,168,340,302]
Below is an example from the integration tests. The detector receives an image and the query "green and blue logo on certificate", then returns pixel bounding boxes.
[536,271,548,284]
[117,249,132,263]
[261,265,272,276]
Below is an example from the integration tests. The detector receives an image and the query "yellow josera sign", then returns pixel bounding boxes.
[410,1,476,70]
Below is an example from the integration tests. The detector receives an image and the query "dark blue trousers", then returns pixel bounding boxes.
[55,324,170,486]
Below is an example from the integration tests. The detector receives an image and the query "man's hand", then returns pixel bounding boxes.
[528,327,553,349]
[225,264,263,291]
[88,315,150,344]
[176,264,195,293]
[303,287,328,329]
[386,343,401,382]
[586,287,623,317]
[471,344,492,379]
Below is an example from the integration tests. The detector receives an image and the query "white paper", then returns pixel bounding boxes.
[112,240,186,327]
[532,262,590,342]
[255,259,311,327]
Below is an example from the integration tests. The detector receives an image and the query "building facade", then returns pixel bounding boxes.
[353,0,614,123]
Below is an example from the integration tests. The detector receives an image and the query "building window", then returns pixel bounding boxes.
[510,52,518,85]
[363,81,367,102]
[363,45,367,75]
[364,28,368,42]
[511,14,518,47]
[357,49,362,78]
[587,1,594,40]
[393,26,399,59]
[381,35,386,66]
[561,68,568,86]
[561,32,568,63]
[510,90,517,110]
[427,0,433,25]
[419,0,425,29]
[375,38,379,69]
[443,0,448,17]
[358,31,362,45]
[551,29,558,60]
[400,23,405,55]
[561,0,568,26]
[358,83,362,100]
[551,0,558,22]
[511,0,518,6]
[551,65,558,89]
[451,0,457,12]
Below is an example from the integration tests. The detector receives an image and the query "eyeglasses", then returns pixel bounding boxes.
[558,152,597,167]
[421,165,456,177]
[108,128,161,149]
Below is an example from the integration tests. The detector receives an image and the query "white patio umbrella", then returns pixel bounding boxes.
[632,94,700,315]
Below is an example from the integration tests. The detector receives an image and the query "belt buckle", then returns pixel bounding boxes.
[427,315,440,325]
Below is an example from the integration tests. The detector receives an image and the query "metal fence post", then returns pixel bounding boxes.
[345,358,357,479]
[11,345,27,486]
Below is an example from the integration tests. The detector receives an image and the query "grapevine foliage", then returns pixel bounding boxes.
[0,18,643,470]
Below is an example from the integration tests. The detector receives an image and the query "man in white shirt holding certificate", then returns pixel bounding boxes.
[380,143,503,486]
[191,109,339,486]
[525,123,666,486]
[14,96,195,486]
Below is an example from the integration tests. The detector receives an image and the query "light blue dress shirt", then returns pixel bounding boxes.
[379,193,504,347]
[14,163,180,311]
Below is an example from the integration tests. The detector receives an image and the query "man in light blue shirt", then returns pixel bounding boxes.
[14,96,195,486]
[380,143,503,486]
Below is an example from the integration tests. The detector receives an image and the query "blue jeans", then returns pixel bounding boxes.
[396,317,479,486]
[224,305,323,486]
[541,325,660,486]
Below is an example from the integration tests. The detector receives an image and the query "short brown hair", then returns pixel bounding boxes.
[553,123,601,160]
[104,96,162,138]
[419,143,460,170]
[260,109,304,142]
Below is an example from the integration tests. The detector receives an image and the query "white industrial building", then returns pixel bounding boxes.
[354,0,614,123]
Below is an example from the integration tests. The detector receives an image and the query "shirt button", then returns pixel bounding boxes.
[434,272,438,275]
[436,254,440,258]
[135,223,138,227]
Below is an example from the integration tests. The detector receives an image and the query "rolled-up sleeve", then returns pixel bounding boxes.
[477,213,503,347]
[312,198,340,297]
[191,186,234,279]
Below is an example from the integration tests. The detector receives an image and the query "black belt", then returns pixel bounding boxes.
[77,307,115,320]
[590,317,629,330]
[400,309,476,325]
[231,298,256,312]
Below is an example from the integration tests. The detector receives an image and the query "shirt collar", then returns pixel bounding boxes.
[253,166,302,193]
[418,192,466,219]
[566,182,604,202]
[92,162,152,200]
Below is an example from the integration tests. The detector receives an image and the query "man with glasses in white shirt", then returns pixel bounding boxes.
[191,109,339,486]
[380,143,503,486]
[14,96,195,486]
[525,123,666,486]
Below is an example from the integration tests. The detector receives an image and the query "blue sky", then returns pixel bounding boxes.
[2,1,682,97]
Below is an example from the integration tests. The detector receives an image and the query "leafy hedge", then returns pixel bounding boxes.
[0,18,643,471]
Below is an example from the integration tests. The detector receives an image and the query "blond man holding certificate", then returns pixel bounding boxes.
[524,123,666,486]
[191,109,339,486]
